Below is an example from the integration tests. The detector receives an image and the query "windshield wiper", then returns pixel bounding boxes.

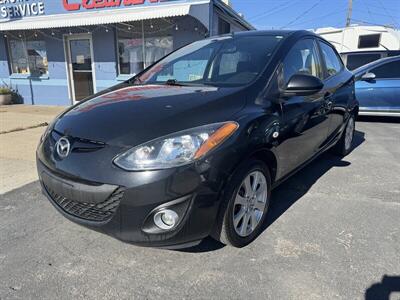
[127,76,143,85]
[164,79,187,86]
[163,79,215,87]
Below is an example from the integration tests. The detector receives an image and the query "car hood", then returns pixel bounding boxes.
[54,83,247,147]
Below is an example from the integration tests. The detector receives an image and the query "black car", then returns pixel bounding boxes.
[37,30,358,248]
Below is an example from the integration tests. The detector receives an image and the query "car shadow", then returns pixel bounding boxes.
[179,130,365,253]
[365,275,400,300]
[262,129,365,232]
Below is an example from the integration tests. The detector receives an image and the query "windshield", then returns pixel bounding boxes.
[137,35,284,87]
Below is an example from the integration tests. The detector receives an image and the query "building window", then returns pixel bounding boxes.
[346,53,382,70]
[218,17,231,34]
[8,36,48,76]
[117,23,173,75]
[144,36,173,68]
[358,34,381,49]
[118,30,144,75]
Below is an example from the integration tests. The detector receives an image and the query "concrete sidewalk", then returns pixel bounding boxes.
[0,105,64,133]
[0,105,65,194]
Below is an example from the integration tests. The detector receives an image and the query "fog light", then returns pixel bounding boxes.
[154,209,179,230]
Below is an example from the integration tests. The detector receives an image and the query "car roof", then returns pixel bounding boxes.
[206,30,316,40]
[353,55,400,75]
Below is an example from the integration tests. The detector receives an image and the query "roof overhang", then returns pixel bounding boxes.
[0,1,210,31]
[213,0,254,30]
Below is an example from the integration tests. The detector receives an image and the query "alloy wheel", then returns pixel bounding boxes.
[233,171,268,237]
[345,117,355,151]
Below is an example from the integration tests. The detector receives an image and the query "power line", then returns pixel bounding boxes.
[355,8,400,19]
[376,0,399,27]
[249,2,300,22]
[288,9,347,27]
[280,0,323,29]
[247,1,291,20]
[360,0,377,24]
[350,18,397,28]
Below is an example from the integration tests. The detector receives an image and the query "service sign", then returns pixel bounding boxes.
[0,0,45,19]
[0,0,183,19]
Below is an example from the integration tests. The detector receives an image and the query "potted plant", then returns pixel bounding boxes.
[0,86,13,105]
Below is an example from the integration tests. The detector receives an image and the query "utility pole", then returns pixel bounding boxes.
[346,0,353,27]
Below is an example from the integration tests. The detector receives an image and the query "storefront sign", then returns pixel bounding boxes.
[0,0,183,18]
[0,0,45,18]
[63,0,165,11]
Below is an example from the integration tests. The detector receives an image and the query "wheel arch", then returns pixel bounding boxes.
[353,105,359,117]
[248,148,278,184]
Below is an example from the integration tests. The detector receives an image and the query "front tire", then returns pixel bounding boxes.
[332,114,355,156]
[212,159,271,247]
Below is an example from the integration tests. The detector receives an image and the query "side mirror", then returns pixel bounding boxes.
[361,72,376,82]
[283,74,324,97]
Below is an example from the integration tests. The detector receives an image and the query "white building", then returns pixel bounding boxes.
[315,25,400,70]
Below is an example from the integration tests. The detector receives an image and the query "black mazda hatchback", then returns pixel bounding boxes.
[37,30,358,248]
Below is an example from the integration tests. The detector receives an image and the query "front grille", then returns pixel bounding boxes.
[44,184,123,222]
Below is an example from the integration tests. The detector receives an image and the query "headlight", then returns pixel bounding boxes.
[113,122,239,171]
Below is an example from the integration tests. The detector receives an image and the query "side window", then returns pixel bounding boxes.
[282,39,323,85]
[370,60,400,79]
[318,41,343,78]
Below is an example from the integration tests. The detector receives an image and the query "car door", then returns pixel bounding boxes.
[317,40,354,140]
[356,59,400,113]
[276,38,331,176]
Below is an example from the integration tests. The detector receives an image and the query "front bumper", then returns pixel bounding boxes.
[36,158,223,248]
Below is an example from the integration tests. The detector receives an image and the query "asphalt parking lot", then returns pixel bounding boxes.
[0,119,399,300]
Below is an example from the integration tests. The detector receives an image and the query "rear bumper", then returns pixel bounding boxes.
[37,158,223,248]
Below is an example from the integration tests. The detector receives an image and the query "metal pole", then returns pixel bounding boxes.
[346,0,353,27]
[142,20,146,69]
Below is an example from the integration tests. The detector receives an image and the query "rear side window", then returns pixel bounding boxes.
[370,60,400,79]
[282,39,323,84]
[318,41,343,78]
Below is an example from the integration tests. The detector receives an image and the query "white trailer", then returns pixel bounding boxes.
[315,25,400,70]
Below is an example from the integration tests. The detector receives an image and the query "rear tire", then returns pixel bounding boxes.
[212,159,271,247]
[332,114,355,157]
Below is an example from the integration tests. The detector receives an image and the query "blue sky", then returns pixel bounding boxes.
[230,0,400,30]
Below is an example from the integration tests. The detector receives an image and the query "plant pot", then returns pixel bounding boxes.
[0,94,12,105]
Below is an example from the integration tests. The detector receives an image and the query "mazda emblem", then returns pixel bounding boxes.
[55,137,71,158]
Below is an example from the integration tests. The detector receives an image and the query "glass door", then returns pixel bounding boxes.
[66,35,95,103]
